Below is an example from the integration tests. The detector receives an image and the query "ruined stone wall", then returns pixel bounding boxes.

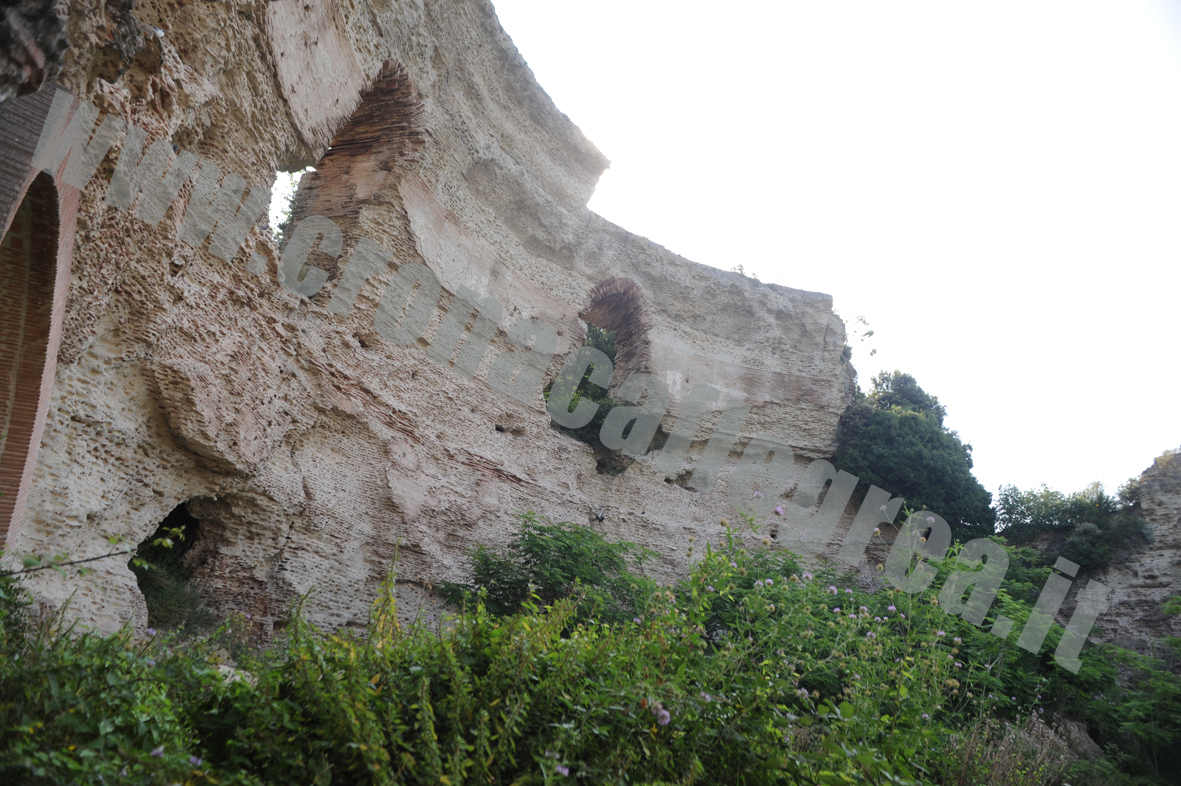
[2,0,856,634]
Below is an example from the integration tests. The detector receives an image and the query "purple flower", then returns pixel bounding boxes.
[634,617,642,624]
[936,631,945,638]
[753,490,764,498]
[954,662,962,667]
[926,516,936,524]
[755,580,764,587]
[953,637,962,644]
[874,616,882,622]
[657,709,671,726]
[844,588,853,595]
[802,572,813,581]
[833,607,841,613]
[546,750,558,759]
[146,628,157,637]
[867,632,875,639]
[765,577,774,585]
[700,692,712,702]
[880,504,888,511]
[900,613,906,619]
[828,586,838,595]
[707,586,715,592]
[1039,708,1044,713]
[873,527,881,535]
[859,605,868,613]
[556,764,570,776]
[922,713,930,720]
[190,756,203,766]
[887,605,896,612]
[146,658,156,667]
[774,506,784,516]
[244,613,251,620]
[730,562,738,569]
[848,614,856,619]
[1011,697,1017,702]
[151,747,164,758]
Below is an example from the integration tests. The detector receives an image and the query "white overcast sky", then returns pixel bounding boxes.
[488,0,1181,500]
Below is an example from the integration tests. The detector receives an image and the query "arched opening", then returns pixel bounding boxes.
[129,502,213,632]
[579,278,653,391]
[0,173,58,541]
[544,278,659,475]
[268,60,425,291]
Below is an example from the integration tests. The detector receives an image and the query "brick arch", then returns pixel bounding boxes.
[0,86,81,545]
[579,277,654,389]
[288,60,425,224]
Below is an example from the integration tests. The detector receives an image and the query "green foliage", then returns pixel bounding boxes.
[128,507,214,633]
[835,372,995,541]
[3,516,1181,785]
[542,324,619,452]
[995,482,1148,570]
[440,512,656,625]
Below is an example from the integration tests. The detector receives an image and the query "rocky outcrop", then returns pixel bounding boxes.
[1,0,855,635]
[1092,450,1181,652]
[0,0,68,105]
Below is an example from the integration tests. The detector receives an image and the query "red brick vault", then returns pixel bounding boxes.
[0,87,79,543]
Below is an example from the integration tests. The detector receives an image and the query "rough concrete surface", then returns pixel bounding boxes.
[3,0,858,635]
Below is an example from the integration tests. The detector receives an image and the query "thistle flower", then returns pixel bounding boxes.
[802,572,813,581]
[774,506,784,516]
[888,605,896,612]
[151,747,164,758]
[926,516,935,524]
[556,764,570,776]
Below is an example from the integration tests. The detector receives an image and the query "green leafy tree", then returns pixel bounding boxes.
[995,481,1148,570]
[441,512,656,625]
[835,371,995,541]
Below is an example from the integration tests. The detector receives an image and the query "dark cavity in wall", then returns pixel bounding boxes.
[128,502,214,632]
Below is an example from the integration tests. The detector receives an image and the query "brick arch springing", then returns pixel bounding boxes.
[0,173,57,541]
[579,277,654,390]
[0,86,82,546]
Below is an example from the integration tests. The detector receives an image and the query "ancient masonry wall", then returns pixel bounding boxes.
[1,0,858,634]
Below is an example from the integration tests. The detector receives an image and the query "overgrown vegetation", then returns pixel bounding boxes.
[3,511,1180,785]
[543,324,637,473]
[995,480,1150,570]
[440,512,655,625]
[835,371,996,541]
[128,504,214,632]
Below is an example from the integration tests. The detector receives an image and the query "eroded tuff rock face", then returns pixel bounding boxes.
[1091,451,1181,652]
[0,0,68,105]
[5,0,857,634]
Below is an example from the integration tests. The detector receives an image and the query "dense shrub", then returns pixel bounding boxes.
[995,481,1149,570]
[2,511,1180,785]
[440,512,656,625]
[835,372,996,541]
